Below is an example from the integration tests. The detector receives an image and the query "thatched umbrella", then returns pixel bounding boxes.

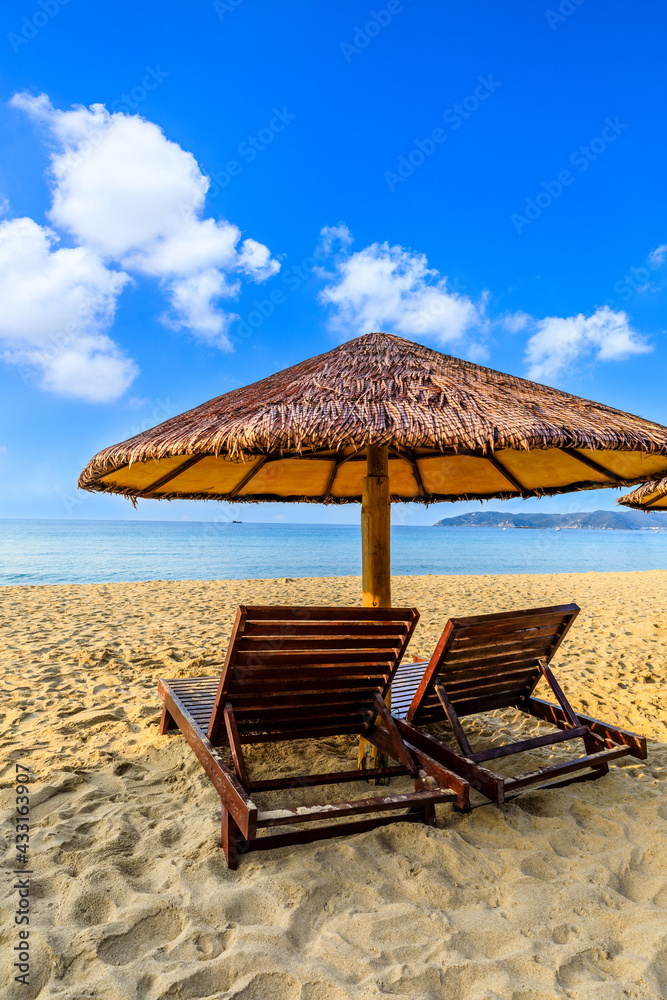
[80,331,667,606]
[618,478,667,511]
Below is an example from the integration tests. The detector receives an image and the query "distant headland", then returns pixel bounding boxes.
[433,510,665,530]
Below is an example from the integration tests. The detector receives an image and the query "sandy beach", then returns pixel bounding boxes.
[1,571,666,999]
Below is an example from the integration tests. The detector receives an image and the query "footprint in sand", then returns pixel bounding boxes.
[646,942,667,998]
[152,962,233,999]
[300,985,348,1000]
[551,923,580,945]
[616,866,666,905]
[69,889,116,926]
[615,844,667,904]
[155,929,229,962]
[652,883,667,906]
[556,943,622,990]
[223,888,283,926]
[520,853,560,880]
[231,973,301,1000]
[97,907,184,965]
[158,822,183,846]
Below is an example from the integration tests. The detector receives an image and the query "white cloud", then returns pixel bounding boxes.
[500,310,531,334]
[318,223,353,257]
[0,217,136,402]
[238,238,280,280]
[39,336,139,402]
[7,94,280,383]
[648,244,667,269]
[319,237,483,347]
[161,269,239,341]
[524,305,651,380]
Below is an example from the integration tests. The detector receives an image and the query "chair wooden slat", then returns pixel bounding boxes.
[238,636,404,651]
[233,649,399,666]
[445,636,566,661]
[226,667,395,686]
[449,603,579,628]
[451,622,568,648]
[244,622,407,637]
[243,607,411,620]
[229,690,384,710]
[233,702,375,725]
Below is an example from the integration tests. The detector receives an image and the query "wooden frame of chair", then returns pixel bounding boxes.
[158,605,470,868]
[398,604,647,804]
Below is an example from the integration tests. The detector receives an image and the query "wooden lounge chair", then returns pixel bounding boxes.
[158,606,470,868]
[395,604,647,804]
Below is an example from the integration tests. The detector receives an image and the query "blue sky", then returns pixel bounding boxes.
[0,0,665,525]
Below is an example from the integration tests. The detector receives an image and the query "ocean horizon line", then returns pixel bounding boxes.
[0,512,629,526]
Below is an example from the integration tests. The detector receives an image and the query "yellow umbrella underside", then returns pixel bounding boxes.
[91,445,667,503]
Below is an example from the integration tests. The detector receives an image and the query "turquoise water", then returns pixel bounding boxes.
[1,519,666,586]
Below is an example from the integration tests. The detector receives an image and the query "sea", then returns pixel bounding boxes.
[1,519,666,586]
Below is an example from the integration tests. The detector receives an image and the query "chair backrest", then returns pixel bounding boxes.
[406,604,579,725]
[207,606,419,743]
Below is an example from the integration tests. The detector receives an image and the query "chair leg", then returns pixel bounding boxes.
[421,798,437,827]
[159,706,177,735]
[221,807,239,870]
[583,730,610,774]
[404,779,437,827]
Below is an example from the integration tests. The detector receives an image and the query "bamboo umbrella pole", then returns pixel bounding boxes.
[358,444,392,775]
[361,444,391,609]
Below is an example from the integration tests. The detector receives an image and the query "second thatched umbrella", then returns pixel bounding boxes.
[80,331,667,605]
[618,478,667,511]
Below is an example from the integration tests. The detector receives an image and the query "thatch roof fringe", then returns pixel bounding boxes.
[618,478,667,510]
